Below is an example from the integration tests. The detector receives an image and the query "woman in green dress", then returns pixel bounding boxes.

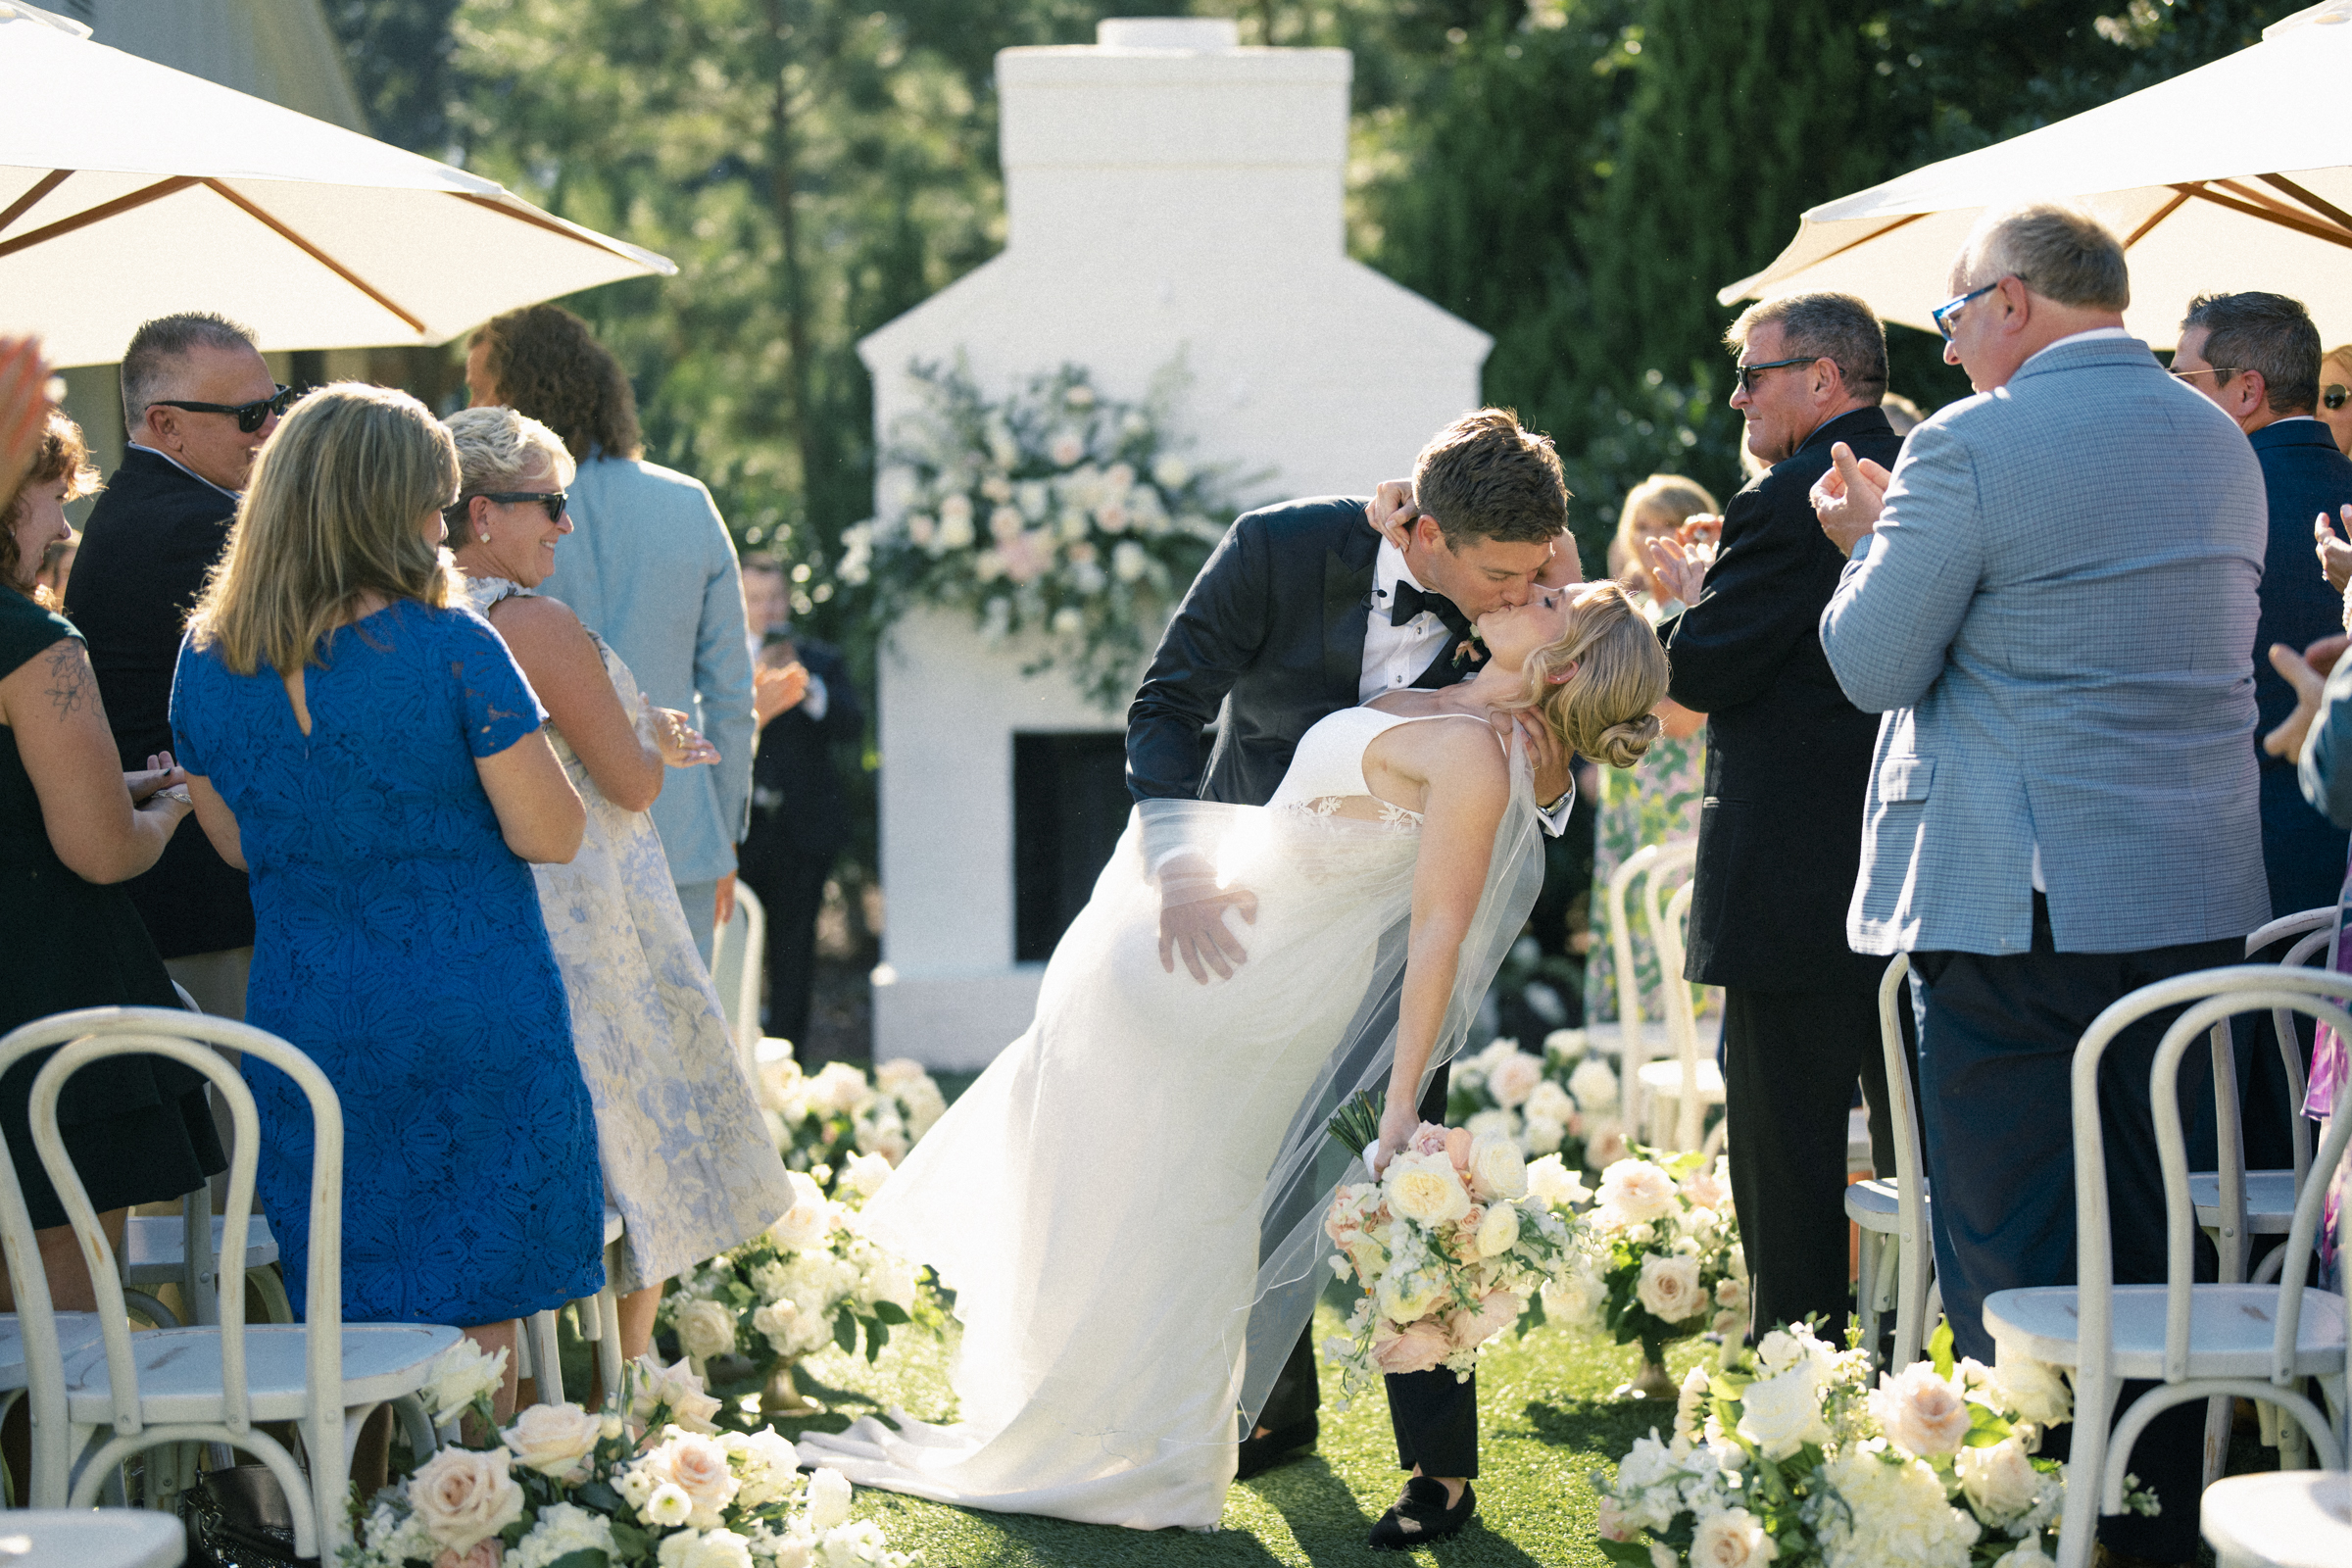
[0,391,224,1315]
[1585,474,1717,1032]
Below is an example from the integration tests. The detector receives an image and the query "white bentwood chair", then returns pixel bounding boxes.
[0,1008,458,1556]
[1981,967,2352,1568]
[1844,954,1940,1372]
[514,1203,626,1408]
[1607,841,1706,1139]
[711,881,769,1082]
[1643,874,1725,1155]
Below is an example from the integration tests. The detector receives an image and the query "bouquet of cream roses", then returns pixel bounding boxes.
[752,1043,948,1190]
[1448,1030,1630,1173]
[1319,1113,1580,1404]
[1592,1320,2134,1568]
[343,1347,913,1568]
[657,1160,944,1420]
[1532,1149,1745,1371]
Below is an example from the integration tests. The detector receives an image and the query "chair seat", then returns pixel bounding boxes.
[122,1213,280,1284]
[1637,1057,1725,1101]
[1844,1177,1900,1229]
[1983,1283,2348,1380]
[604,1204,624,1248]
[0,1507,188,1568]
[2188,1169,2299,1236]
[0,1312,107,1390]
[2199,1470,2352,1568]
[60,1320,460,1425]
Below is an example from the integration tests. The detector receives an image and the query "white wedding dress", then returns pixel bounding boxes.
[796,707,1544,1529]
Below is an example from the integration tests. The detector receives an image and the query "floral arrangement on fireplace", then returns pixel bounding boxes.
[838,358,1246,709]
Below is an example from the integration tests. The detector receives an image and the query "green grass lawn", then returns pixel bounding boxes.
[763,1301,1719,1567]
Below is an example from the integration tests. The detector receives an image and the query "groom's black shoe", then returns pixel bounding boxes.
[1235,1415,1317,1480]
[1368,1477,1475,1550]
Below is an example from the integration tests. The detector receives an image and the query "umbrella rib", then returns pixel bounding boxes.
[450,191,639,259]
[2124,191,2190,249]
[0,171,72,239]
[2256,173,2352,238]
[0,175,199,260]
[2169,183,2352,252]
[199,179,428,336]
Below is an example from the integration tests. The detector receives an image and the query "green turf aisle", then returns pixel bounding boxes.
[767,1304,1715,1566]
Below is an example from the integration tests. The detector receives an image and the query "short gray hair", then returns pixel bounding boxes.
[443,406,577,500]
[1726,292,1888,401]
[120,312,259,432]
[1954,201,2129,312]
[2182,291,2322,416]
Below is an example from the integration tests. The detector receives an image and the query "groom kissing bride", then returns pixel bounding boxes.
[799,411,1669,1546]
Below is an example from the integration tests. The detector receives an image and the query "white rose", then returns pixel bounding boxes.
[1525,1153,1590,1211]
[1487,1051,1544,1107]
[1675,1364,1709,1445]
[1542,1258,1604,1328]
[840,1151,895,1198]
[1680,1164,1732,1213]
[1525,1079,1576,1125]
[865,1251,919,1313]
[407,1446,523,1552]
[1464,1107,1517,1146]
[752,1298,801,1352]
[682,1529,758,1568]
[808,1062,872,1117]
[424,1338,509,1423]
[805,1466,855,1532]
[1377,1270,1441,1324]
[1596,1159,1679,1224]
[630,1353,723,1434]
[1383,1151,1472,1225]
[1468,1132,1529,1201]
[1690,1506,1780,1568]
[1474,1202,1522,1257]
[1871,1362,1973,1460]
[1989,1541,2052,1568]
[1636,1252,1706,1321]
[512,1500,617,1568]
[1649,1543,1679,1568]
[936,511,975,549]
[1586,1117,1630,1169]
[501,1401,605,1480]
[674,1298,741,1362]
[1521,1115,1566,1154]
[1991,1358,2072,1428]
[767,1171,833,1253]
[1754,1330,1802,1373]
[1714,1275,1747,1311]
[1568,1057,1621,1110]
[1736,1362,1829,1459]
[1956,1437,2041,1525]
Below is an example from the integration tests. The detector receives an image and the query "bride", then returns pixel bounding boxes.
[798,579,1670,1531]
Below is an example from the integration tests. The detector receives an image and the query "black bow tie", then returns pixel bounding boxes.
[1390,579,1470,638]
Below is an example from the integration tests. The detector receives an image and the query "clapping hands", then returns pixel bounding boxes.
[1642,519,1716,609]
[2316,506,2352,593]
[1811,440,1893,554]
[753,661,809,727]
[650,707,719,767]
[2263,634,2351,762]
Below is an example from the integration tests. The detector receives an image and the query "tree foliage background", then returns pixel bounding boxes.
[326,0,2304,891]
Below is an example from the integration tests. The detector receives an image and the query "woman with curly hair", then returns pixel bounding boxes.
[466,306,756,967]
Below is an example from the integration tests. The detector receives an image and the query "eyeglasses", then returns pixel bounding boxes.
[2327,384,2349,412]
[459,490,568,522]
[150,383,299,434]
[1733,356,1820,393]
[2170,365,2237,384]
[1931,277,2026,341]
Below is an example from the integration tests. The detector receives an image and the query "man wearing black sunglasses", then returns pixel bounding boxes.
[62,312,284,1020]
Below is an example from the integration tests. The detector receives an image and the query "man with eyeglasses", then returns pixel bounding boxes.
[1641,291,1906,1353]
[1813,202,2268,1568]
[62,312,289,1018]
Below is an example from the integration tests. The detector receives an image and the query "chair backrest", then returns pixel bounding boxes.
[2243,906,2338,1185]
[1876,954,1924,1197]
[1610,840,1695,1119]
[1652,877,1701,1151]
[710,883,767,1076]
[2067,967,2352,1396]
[0,1008,345,1478]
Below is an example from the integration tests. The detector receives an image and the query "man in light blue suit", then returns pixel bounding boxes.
[1812,202,2268,1568]
[468,307,757,964]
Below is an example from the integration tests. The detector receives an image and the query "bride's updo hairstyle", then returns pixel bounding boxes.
[1506,579,1670,768]
[190,383,460,677]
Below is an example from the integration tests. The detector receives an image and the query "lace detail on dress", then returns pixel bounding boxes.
[1276,794,1423,831]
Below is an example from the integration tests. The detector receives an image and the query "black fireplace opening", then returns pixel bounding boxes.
[1013,730,1135,962]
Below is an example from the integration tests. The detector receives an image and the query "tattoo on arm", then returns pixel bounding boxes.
[42,642,90,722]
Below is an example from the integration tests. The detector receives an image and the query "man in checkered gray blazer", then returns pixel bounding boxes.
[1813,201,2268,1568]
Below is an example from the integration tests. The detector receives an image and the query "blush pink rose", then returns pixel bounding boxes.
[1445,1126,1474,1176]
[435,1544,503,1568]
[1408,1123,1450,1158]
[1371,1317,1451,1375]
[1448,1290,1521,1350]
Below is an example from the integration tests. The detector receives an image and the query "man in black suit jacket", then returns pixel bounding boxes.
[65,314,285,1017]
[1647,293,1903,1343]
[1127,409,1576,1544]
[736,565,864,1054]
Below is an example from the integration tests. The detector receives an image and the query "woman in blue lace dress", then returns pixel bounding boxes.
[171,385,604,1413]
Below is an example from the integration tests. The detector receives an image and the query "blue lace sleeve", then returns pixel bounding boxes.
[446,604,549,759]
[168,632,211,777]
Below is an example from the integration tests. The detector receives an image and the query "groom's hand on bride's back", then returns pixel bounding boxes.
[1155,853,1258,984]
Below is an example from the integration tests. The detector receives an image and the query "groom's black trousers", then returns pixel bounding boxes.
[1257,1064,1479,1478]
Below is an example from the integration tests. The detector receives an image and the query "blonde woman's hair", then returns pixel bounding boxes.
[444,406,577,505]
[1501,579,1671,769]
[1610,473,1719,579]
[189,383,461,676]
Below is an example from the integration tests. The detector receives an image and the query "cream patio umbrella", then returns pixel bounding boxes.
[0,1,673,368]
[1721,0,2352,351]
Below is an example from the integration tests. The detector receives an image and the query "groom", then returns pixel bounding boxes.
[1125,407,1576,1544]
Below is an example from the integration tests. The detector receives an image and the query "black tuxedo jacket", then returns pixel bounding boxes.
[1127,497,1380,810]
[65,447,254,958]
[739,636,863,877]
[1665,406,1899,995]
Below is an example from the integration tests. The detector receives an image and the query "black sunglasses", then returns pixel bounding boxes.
[151,383,299,434]
[456,490,569,523]
[2328,383,2349,412]
[1733,355,1819,393]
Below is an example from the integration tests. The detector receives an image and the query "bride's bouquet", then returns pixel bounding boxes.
[344,1346,913,1568]
[752,1043,948,1190]
[1531,1149,1745,1373]
[1317,1095,1580,1403]
[658,1159,946,1420]
[1592,1321,2130,1568]
[1447,1029,1629,1173]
